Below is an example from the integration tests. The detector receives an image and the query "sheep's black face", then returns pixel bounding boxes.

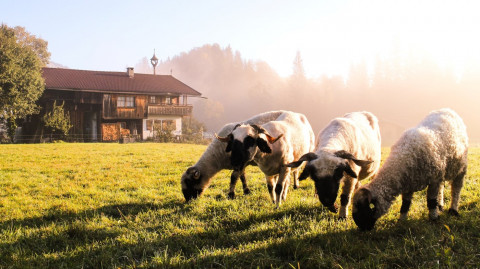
[352,188,377,231]
[181,167,205,202]
[229,136,256,170]
[182,187,203,202]
[312,167,344,213]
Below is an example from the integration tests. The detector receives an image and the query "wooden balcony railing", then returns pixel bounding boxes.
[148,105,193,116]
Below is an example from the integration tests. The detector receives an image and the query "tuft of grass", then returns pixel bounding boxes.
[0,143,479,268]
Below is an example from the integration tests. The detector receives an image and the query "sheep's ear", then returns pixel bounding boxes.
[352,159,373,167]
[343,163,358,178]
[187,167,201,180]
[298,166,312,181]
[285,152,318,168]
[334,150,373,167]
[250,124,265,133]
[256,137,272,153]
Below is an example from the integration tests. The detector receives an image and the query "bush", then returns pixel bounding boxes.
[182,117,208,144]
[42,101,72,140]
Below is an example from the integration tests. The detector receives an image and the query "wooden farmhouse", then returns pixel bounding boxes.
[21,67,201,142]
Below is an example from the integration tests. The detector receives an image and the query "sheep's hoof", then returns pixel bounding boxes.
[227,192,235,199]
[293,184,298,190]
[243,188,251,195]
[338,215,347,221]
[448,208,459,216]
[328,205,338,213]
[438,205,444,212]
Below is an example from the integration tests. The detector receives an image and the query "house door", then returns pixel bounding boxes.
[83,111,98,141]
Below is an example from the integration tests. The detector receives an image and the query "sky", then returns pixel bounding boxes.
[2,0,480,78]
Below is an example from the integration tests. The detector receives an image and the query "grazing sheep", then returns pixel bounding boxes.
[216,111,315,207]
[286,111,381,218]
[182,111,302,202]
[352,108,468,231]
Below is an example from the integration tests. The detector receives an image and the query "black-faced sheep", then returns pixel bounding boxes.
[352,108,468,230]
[286,111,381,218]
[181,111,299,202]
[216,111,315,208]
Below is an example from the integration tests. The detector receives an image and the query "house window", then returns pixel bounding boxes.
[165,97,171,105]
[117,96,135,108]
[125,96,135,107]
[150,96,156,103]
[146,120,153,131]
[117,96,125,107]
[162,120,174,129]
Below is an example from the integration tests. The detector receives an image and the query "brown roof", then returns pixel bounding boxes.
[42,67,201,96]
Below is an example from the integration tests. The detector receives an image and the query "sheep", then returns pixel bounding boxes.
[216,111,315,207]
[286,111,381,218]
[181,111,303,202]
[352,108,468,231]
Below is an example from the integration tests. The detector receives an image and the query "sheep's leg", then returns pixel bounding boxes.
[275,167,290,208]
[355,180,361,190]
[339,177,357,219]
[292,169,300,189]
[281,173,291,201]
[228,170,241,199]
[437,183,445,211]
[427,183,441,220]
[400,192,413,220]
[449,170,466,216]
[266,175,277,204]
[240,172,251,195]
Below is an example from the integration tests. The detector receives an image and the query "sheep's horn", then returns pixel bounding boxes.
[215,133,231,142]
[265,133,283,144]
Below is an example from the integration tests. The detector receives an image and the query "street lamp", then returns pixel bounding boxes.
[150,49,159,75]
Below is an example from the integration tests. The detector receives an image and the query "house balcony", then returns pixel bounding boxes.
[147,104,193,116]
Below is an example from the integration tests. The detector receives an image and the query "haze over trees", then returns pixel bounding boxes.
[136,43,480,145]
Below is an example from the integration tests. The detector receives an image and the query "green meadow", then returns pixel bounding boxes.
[0,143,479,268]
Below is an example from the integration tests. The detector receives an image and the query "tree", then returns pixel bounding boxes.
[43,101,72,138]
[0,24,47,142]
[292,50,306,79]
[182,116,206,144]
[13,26,51,66]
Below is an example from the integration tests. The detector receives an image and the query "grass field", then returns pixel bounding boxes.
[0,143,479,268]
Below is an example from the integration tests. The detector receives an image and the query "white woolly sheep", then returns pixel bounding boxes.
[216,111,315,207]
[182,111,302,202]
[352,108,468,231]
[286,111,381,218]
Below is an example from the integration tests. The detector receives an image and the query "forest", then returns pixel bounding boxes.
[135,43,480,145]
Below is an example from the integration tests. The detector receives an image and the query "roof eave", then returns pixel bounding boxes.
[45,87,200,96]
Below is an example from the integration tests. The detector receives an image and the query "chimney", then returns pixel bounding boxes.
[127,67,134,78]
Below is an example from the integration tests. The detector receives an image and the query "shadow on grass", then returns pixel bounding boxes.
[1,197,479,268]
[0,201,185,267]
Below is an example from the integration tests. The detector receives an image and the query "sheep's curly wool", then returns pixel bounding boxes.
[181,111,286,201]
[224,111,315,207]
[287,111,381,218]
[352,108,468,230]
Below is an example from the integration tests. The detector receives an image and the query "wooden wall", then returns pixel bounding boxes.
[102,94,147,119]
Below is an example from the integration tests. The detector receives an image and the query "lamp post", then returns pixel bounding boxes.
[150,49,159,75]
